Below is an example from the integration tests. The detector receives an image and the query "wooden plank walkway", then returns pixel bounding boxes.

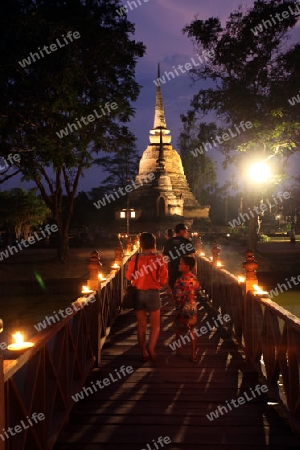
[54,293,300,450]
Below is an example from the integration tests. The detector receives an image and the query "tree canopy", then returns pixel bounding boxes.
[181,0,300,249]
[0,0,145,259]
[0,188,50,240]
[181,0,300,181]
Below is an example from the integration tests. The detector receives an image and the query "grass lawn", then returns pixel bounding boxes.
[0,246,116,344]
[0,247,115,281]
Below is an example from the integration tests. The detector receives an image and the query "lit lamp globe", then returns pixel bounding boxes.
[248,162,270,183]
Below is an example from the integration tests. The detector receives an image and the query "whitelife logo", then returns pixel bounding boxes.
[168,313,231,351]
[34,296,96,332]
[0,153,21,173]
[19,31,80,69]
[141,436,171,450]
[206,384,268,421]
[190,121,253,157]
[251,3,300,36]
[268,274,300,299]
[0,224,58,261]
[56,101,118,139]
[153,50,215,87]
[228,191,291,228]
[116,0,150,17]
[0,412,45,443]
[93,173,155,210]
[71,365,134,402]
[18,31,81,68]
[131,241,195,281]
[288,90,300,106]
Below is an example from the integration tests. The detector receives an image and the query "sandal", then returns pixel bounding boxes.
[147,346,157,366]
[189,355,199,363]
[142,354,149,363]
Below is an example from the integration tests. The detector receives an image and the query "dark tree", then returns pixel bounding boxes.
[0,188,50,240]
[0,0,145,260]
[93,137,140,190]
[178,122,217,206]
[182,0,300,249]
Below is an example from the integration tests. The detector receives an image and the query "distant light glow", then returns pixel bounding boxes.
[248,162,270,183]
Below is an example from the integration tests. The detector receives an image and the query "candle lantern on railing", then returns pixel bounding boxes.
[125,236,132,256]
[88,250,102,290]
[212,240,220,267]
[242,249,258,294]
[114,238,124,267]
[7,332,34,352]
[195,235,203,255]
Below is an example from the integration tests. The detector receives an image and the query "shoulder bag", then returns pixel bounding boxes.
[122,253,139,310]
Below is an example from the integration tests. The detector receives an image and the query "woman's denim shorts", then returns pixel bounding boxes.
[135,289,160,311]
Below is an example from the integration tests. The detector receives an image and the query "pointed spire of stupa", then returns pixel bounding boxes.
[156,127,165,171]
[153,64,167,129]
[149,64,171,144]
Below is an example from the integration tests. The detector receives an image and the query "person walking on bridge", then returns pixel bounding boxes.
[126,232,168,364]
[162,223,195,290]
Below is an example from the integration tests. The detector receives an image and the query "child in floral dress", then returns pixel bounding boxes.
[172,256,200,362]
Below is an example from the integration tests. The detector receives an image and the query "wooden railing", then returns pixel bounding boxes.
[2,246,300,448]
[197,255,245,340]
[243,291,300,432]
[196,253,300,433]
[0,252,132,450]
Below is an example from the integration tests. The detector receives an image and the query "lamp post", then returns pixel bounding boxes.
[120,208,135,235]
[246,161,270,251]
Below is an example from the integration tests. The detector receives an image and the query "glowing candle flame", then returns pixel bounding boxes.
[81,285,93,294]
[238,276,246,283]
[253,284,268,295]
[98,273,106,281]
[7,331,34,351]
[13,331,24,345]
[216,261,223,267]
[111,263,120,269]
[200,252,205,256]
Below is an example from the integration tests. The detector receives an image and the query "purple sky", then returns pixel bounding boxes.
[85,0,258,191]
[3,0,300,193]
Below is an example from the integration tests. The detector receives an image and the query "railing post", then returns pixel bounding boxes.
[210,240,220,309]
[88,250,102,291]
[242,249,258,294]
[0,354,5,450]
[212,240,220,267]
[114,238,124,267]
[125,236,132,255]
[114,238,124,305]
[242,249,259,362]
[195,235,202,255]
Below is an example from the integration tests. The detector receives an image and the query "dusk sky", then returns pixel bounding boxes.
[89,0,260,192]
[3,0,300,193]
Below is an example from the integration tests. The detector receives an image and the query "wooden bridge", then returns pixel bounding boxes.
[1,247,300,450]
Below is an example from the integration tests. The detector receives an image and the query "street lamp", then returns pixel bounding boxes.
[246,160,271,250]
[248,161,271,183]
[120,208,135,235]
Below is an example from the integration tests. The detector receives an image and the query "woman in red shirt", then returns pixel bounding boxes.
[126,232,168,364]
